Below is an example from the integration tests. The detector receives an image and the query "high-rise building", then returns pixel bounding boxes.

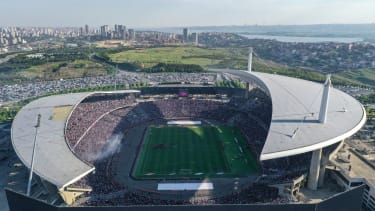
[119,25,127,40]
[183,28,189,42]
[0,33,3,46]
[192,32,199,46]
[85,25,89,35]
[128,29,135,40]
[114,24,119,35]
[113,25,127,39]
[100,25,109,38]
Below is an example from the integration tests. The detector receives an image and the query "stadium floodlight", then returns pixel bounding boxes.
[26,114,41,196]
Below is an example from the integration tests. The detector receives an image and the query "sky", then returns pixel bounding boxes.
[1,0,375,27]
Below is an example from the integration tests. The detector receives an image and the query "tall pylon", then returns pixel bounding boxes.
[248,47,253,72]
[319,74,332,123]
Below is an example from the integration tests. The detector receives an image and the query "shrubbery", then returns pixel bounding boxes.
[143,63,204,73]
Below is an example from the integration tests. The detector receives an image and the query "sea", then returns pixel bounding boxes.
[240,34,364,43]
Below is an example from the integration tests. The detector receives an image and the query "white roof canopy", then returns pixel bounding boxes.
[213,69,366,160]
[11,90,140,189]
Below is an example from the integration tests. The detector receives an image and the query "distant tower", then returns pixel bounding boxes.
[319,74,332,123]
[85,24,89,35]
[100,25,109,38]
[120,25,127,40]
[128,29,135,40]
[79,27,83,36]
[0,32,3,46]
[248,47,253,72]
[115,24,125,39]
[194,32,199,46]
[183,28,189,42]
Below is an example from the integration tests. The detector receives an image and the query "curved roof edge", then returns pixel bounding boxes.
[11,90,141,189]
[61,168,97,189]
[209,68,367,161]
[64,90,140,154]
[11,90,139,190]
[260,105,367,160]
[11,93,94,189]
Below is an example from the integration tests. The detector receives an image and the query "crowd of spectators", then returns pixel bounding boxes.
[71,95,272,163]
[151,99,224,119]
[72,99,227,163]
[82,184,282,206]
[73,107,134,162]
[65,93,136,149]
[71,156,124,194]
[64,88,307,206]
[140,86,246,97]
[260,153,311,185]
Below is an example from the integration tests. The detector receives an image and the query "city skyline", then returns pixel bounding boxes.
[1,0,375,27]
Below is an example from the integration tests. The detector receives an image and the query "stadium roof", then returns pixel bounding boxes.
[213,69,366,160]
[11,71,366,188]
[11,90,140,189]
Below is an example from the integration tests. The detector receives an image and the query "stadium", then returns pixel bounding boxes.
[7,55,367,210]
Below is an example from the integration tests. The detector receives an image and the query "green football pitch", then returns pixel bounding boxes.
[132,125,258,179]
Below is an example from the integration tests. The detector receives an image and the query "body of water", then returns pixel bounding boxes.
[241,34,364,43]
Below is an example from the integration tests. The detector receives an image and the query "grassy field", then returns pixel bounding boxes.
[109,47,246,69]
[18,60,109,80]
[132,125,258,179]
[253,58,371,87]
[108,46,373,87]
[337,69,375,87]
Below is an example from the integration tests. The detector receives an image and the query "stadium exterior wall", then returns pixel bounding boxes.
[6,186,365,211]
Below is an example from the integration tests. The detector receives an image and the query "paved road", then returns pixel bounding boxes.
[0,54,18,65]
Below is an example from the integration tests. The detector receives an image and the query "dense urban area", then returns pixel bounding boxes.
[1,25,375,115]
[0,24,374,135]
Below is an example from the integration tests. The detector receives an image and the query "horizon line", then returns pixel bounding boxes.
[1,23,375,29]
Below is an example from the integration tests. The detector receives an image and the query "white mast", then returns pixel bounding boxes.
[248,47,253,72]
[319,74,331,123]
[27,114,41,196]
